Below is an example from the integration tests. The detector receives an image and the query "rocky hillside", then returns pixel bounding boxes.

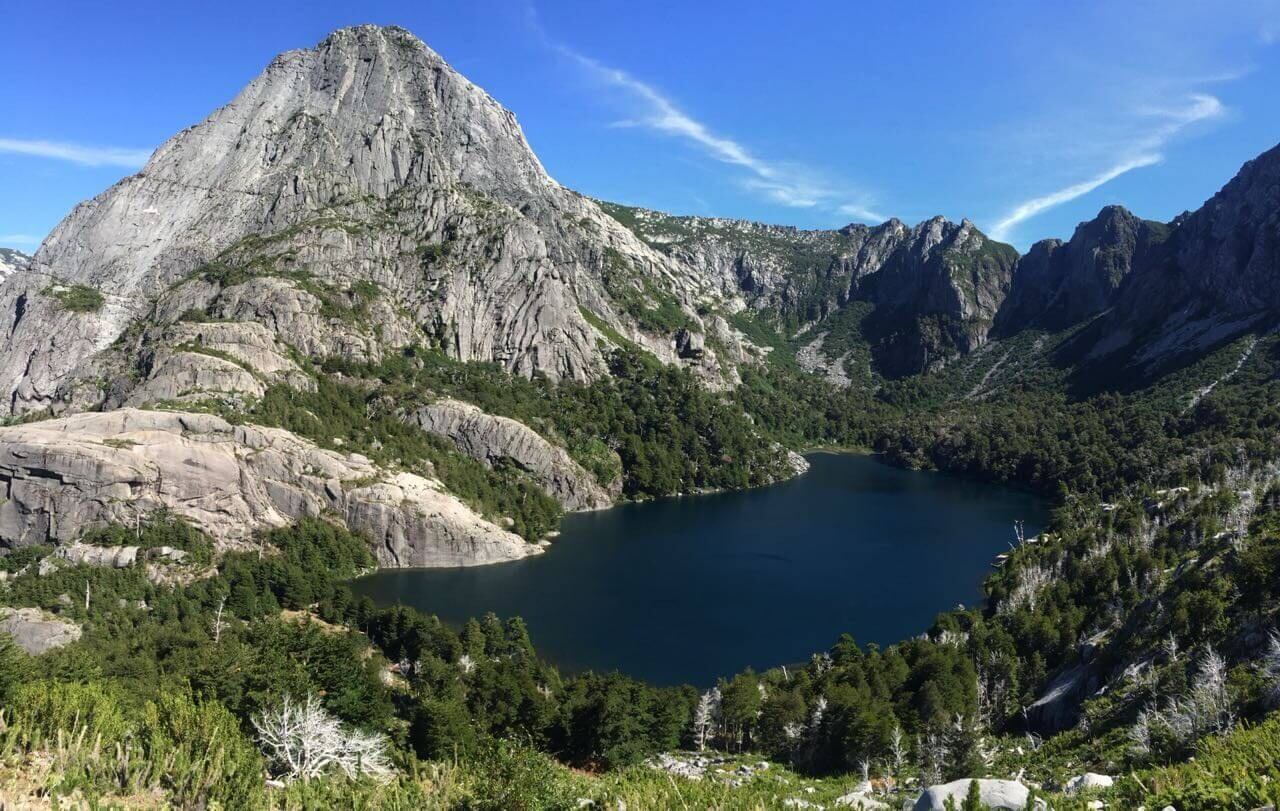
[0,25,751,420]
[979,144,1280,389]
[601,203,1018,378]
[1061,142,1280,380]
[994,205,1171,334]
[0,248,28,283]
[0,26,797,564]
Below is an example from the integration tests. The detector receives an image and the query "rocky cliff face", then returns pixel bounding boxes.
[1093,143,1280,370]
[0,25,740,417]
[996,206,1170,335]
[603,204,1017,377]
[0,249,29,283]
[857,217,1016,376]
[0,409,535,567]
[407,400,618,511]
[1001,143,1280,379]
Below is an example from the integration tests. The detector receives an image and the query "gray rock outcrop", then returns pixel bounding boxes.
[0,409,535,567]
[1003,143,1280,380]
[996,206,1167,335]
[1064,773,1114,794]
[0,607,82,655]
[1024,661,1096,733]
[0,248,28,282]
[913,779,1037,810]
[56,543,140,568]
[603,204,1017,378]
[0,25,736,417]
[407,399,617,510]
[51,543,188,569]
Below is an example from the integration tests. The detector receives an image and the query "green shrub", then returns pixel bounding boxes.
[140,689,265,809]
[13,679,130,745]
[44,284,105,313]
[462,739,583,811]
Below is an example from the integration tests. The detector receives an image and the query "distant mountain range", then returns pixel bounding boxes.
[3,24,1276,420]
[0,248,29,283]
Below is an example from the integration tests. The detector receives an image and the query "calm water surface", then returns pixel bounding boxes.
[350,453,1046,685]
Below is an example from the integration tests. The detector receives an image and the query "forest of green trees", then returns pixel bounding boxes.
[4,330,1280,807]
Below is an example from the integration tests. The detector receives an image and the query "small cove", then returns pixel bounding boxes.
[350,453,1047,686]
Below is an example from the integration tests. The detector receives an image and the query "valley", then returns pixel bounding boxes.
[0,22,1279,811]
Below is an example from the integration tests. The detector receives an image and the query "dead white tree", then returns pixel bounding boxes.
[1130,645,1235,755]
[212,596,228,643]
[252,694,392,782]
[917,730,946,786]
[1261,631,1280,707]
[1128,704,1156,756]
[1172,645,1233,737]
[692,687,721,751]
[808,695,828,734]
[889,723,907,777]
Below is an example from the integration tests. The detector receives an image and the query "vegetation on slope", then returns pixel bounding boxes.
[12,232,1280,807]
[321,344,794,499]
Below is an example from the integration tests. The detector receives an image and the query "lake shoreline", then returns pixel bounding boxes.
[352,453,1048,686]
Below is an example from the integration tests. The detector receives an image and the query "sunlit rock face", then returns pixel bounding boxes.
[0,25,738,416]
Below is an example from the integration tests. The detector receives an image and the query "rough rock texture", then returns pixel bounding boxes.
[795,332,854,388]
[0,248,29,282]
[860,218,1016,375]
[0,409,534,567]
[1024,660,1097,733]
[0,25,737,417]
[913,779,1035,810]
[996,206,1169,335]
[603,204,1017,377]
[0,607,81,655]
[56,543,140,568]
[1064,773,1114,794]
[125,350,266,406]
[52,543,188,569]
[999,143,1280,375]
[407,399,616,510]
[110,320,315,409]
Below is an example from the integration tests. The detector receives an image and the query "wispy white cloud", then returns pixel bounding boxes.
[990,155,1162,241]
[989,93,1225,242]
[0,137,151,168]
[838,202,888,223]
[527,7,886,223]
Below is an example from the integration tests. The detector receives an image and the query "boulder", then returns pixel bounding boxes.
[674,328,706,359]
[0,607,82,655]
[0,408,536,567]
[1065,773,1115,794]
[914,779,1037,811]
[835,781,892,809]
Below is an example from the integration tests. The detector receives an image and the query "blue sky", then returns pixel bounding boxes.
[2,0,1278,251]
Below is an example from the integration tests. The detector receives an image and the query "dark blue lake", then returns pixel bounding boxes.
[350,453,1046,686]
